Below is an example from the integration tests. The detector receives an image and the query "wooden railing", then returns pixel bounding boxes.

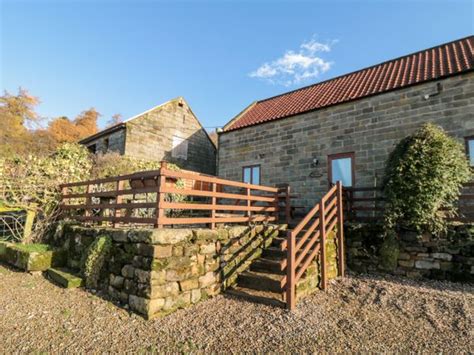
[282,181,345,310]
[344,182,474,223]
[60,162,291,228]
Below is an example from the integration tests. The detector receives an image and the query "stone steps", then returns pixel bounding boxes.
[225,220,314,307]
[47,268,84,289]
[250,257,284,275]
[226,286,285,308]
[237,270,282,293]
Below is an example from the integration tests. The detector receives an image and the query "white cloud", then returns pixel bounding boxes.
[249,38,335,86]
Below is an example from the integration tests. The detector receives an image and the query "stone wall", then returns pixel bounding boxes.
[345,223,474,282]
[83,128,126,155]
[218,72,474,210]
[125,98,216,174]
[296,230,339,299]
[62,224,282,319]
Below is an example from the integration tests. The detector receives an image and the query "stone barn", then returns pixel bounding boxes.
[80,97,217,174]
[218,36,474,210]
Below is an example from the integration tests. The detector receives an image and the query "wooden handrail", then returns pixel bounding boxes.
[283,181,345,310]
[344,183,474,223]
[59,162,292,229]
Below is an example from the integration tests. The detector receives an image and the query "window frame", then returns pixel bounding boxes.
[327,152,355,187]
[171,135,188,160]
[465,136,474,167]
[242,164,261,185]
[103,137,110,152]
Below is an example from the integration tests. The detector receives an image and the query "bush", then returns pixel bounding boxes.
[91,152,163,178]
[383,123,471,234]
[0,145,184,243]
[0,143,92,243]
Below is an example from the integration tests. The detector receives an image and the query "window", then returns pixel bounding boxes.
[87,144,97,154]
[466,137,474,167]
[243,165,260,185]
[328,152,355,187]
[103,138,110,152]
[172,136,188,160]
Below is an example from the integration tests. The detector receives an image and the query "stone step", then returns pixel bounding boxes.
[262,247,286,260]
[47,268,84,289]
[250,258,285,275]
[226,286,285,308]
[237,270,282,293]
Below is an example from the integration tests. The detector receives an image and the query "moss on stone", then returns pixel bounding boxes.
[152,259,169,271]
[82,235,112,288]
[378,231,400,271]
[47,267,84,288]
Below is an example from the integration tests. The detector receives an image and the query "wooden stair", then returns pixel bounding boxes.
[226,221,305,307]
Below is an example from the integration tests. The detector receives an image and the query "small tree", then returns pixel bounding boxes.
[383,123,471,234]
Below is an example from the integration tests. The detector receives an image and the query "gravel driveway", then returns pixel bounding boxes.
[1,262,472,353]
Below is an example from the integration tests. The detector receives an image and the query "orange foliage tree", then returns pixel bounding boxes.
[0,88,101,157]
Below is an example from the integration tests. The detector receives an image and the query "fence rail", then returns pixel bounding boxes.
[344,182,474,223]
[282,181,345,310]
[60,162,291,229]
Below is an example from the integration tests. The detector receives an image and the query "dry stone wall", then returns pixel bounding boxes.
[346,223,474,282]
[63,224,283,319]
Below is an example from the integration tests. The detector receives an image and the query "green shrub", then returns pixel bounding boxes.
[383,123,471,234]
[82,235,112,289]
[1,145,185,242]
[0,143,92,243]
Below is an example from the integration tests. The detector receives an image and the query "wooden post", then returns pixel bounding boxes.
[319,199,327,290]
[336,181,345,277]
[285,185,291,225]
[155,173,166,229]
[211,182,216,229]
[113,180,124,228]
[85,184,92,217]
[246,187,251,224]
[286,230,296,310]
[22,204,36,244]
[274,188,279,223]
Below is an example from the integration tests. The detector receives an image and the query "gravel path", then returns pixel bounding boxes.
[1,263,473,353]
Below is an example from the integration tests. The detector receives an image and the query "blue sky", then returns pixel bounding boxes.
[1,0,473,131]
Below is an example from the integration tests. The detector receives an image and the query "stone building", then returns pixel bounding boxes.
[80,97,217,174]
[218,36,474,210]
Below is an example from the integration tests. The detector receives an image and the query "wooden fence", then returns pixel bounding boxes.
[282,182,345,310]
[344,182,474,223]
[60,162,291,229]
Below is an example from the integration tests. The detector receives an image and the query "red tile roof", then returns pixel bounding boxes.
[225,36,474,132]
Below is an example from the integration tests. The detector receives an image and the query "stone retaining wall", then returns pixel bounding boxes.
[62,224,283,318]
[296,230,339,299]
[346,223,474,282]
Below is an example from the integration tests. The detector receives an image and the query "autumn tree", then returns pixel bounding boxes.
[48,108,100,143]
[0,88,41,156]
[1,88,100,157]
[74,108,99,138]
[106,113,123,128]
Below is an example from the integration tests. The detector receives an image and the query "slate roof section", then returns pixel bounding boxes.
[225,36,474,132]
